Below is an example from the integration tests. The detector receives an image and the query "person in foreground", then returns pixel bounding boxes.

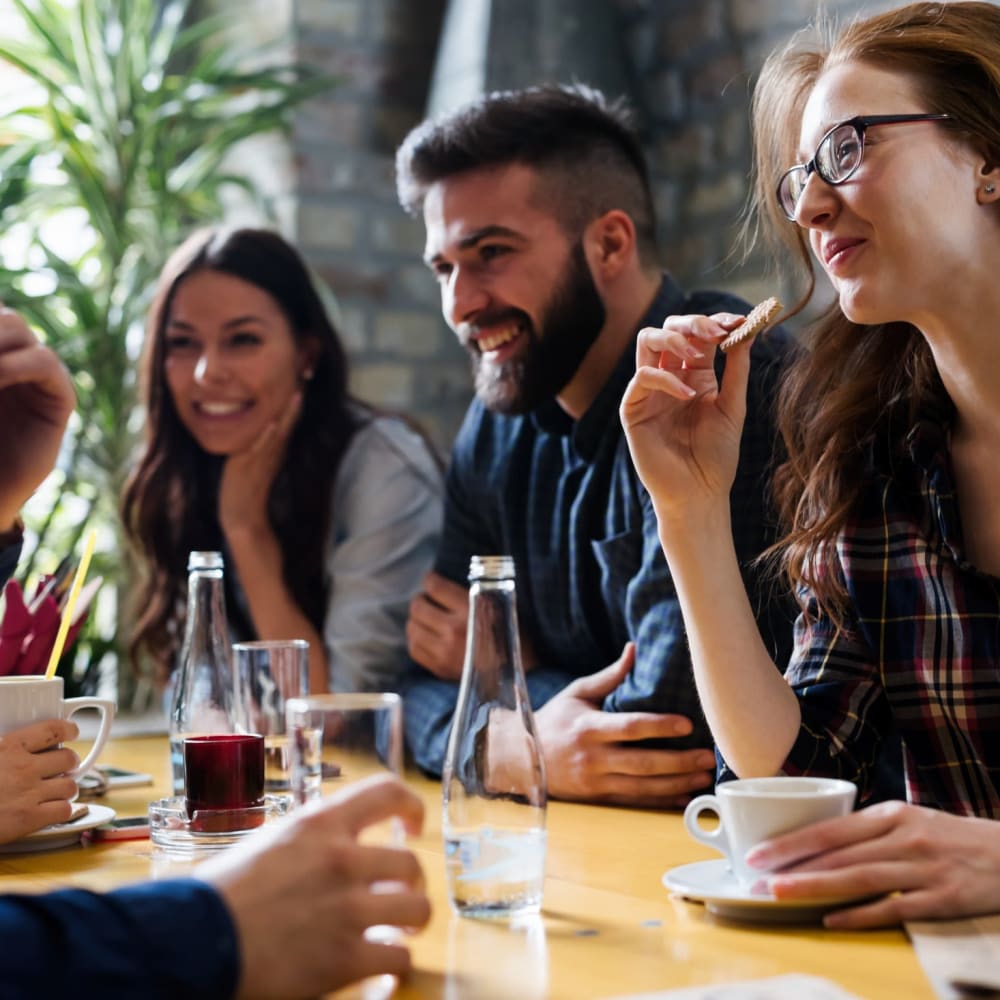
[0,313,432,996]
[0,307,80,843]
[395,84,795,805]
[621,1,1000,926]
[121,227,442,694]
[2,774,430,998]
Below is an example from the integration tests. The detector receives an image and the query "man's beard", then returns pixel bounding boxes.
[468,240,607,415]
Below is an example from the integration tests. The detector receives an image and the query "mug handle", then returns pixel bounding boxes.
[683,793,730,859]
[61,697,116,778]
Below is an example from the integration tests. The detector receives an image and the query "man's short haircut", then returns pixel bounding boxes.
[395,83,659,265]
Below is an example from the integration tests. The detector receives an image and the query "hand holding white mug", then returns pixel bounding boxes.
[0,717,81,843]
[684,776,857,888]
[0,675,115,842]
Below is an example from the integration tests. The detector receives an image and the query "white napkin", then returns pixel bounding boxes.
[604,974,867,999]
[907,916,1000,998]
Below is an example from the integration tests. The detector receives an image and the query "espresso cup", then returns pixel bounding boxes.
[683,776,857,888]
[0,675,115,778]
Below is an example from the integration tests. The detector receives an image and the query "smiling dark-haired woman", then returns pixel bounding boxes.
[122,227,443,694]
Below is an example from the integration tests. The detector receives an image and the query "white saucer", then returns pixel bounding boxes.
[0,804,116,855]
[662,859,868,924]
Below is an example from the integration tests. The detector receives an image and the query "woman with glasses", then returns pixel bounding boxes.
[621,1,1000,926]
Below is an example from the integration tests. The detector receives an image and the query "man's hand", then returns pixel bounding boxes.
[0,310,76,531]
[533,644,716,807]
[406,572,469,679]
[747,801,1000,929]
[0,720,80,845]
[199,774,431,1000]
[407,571,541,679]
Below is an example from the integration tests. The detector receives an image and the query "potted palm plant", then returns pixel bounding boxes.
[0,0,331,706]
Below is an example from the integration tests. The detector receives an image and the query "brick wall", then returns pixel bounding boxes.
[223,0,970,451]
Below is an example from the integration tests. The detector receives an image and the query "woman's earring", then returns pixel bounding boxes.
[986,183,996,195]
[301,367,315,382]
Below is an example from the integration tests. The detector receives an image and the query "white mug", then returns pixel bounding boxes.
[0,675,115,778]
[683,776,857,888]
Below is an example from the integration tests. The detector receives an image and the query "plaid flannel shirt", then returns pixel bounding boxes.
[740,419,1000,816]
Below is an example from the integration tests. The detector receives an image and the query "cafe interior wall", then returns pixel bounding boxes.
[221,0,914,454]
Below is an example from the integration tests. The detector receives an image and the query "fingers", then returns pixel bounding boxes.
[406,602,463,677]
[3,719,79,754]
[746,801,906,872]
[360,887,433,933]
[600,742,715,774]
[0,309,38,352]
[34,749,81,782]
[326,774,426,839]
[36,774,79,802]
[630,363,702,403]
[566,642,634,700]
[408,592,462,635]
[0,309,75,408]
[823,896,919,930]
[635,313,742,371]
[581,710,699,744]
[822,887,949,930]
[353,845,426,891]
[0,340,76,416]
[28,797,76,829]
[420,572,469,613]
[351,938,415,981]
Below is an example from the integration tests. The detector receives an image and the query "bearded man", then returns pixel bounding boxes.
[395,84,795,807]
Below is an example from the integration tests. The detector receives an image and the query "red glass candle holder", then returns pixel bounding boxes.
[184,734,264,831]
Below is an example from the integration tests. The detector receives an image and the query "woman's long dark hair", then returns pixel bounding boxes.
[121,227,366,680]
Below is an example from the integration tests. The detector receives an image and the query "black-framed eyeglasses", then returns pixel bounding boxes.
[776,113,951,221]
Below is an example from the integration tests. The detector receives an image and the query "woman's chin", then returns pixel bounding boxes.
[185,428,250,457]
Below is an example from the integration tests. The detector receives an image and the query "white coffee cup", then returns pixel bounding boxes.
[0,675,115,778]
[683,776,857,888]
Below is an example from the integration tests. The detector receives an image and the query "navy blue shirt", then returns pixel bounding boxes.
[0,879,239,998]
[401,276,796,774]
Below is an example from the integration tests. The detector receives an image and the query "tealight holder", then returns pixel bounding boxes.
[149,795,290,856]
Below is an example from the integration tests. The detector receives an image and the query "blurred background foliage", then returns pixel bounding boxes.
[0,0,331,708]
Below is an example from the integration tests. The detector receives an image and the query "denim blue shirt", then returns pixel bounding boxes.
[401,275,796,775]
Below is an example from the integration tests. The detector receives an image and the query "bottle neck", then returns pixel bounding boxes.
[183,570,228,650]
[465,578,522,686]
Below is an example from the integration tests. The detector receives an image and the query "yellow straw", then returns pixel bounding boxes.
[44,529,97,679]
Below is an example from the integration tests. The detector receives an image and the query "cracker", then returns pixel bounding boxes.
[719,296,783,353]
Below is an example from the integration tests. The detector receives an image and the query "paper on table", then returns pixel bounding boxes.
[907,915,1000,999]
[605,973,868,1000]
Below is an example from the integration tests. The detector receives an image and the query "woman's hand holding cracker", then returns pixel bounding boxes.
[620,311,752,523]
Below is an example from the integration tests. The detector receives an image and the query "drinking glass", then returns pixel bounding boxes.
[286,691,406,979]
[233,640,309,797]
[285,692,403,839]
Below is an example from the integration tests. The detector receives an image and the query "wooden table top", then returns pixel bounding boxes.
[0,735,932,999]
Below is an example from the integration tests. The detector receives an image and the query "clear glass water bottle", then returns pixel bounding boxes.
[168,551,239,795]
[443,555,547,918]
